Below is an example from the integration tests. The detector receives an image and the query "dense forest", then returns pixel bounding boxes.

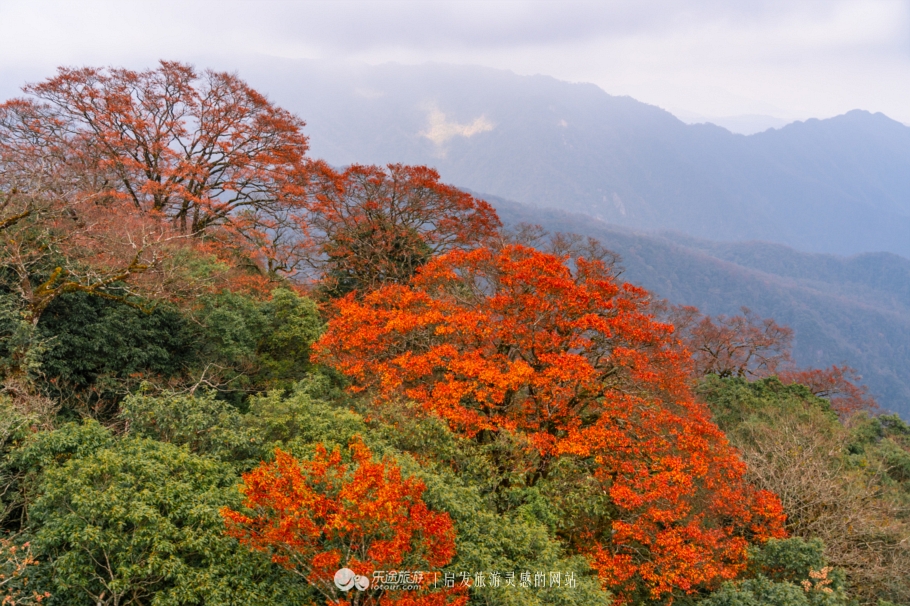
[0,62,908,606]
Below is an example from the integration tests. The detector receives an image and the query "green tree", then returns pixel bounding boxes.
[701,576,843,606]
[700,538,850,606]
[35,292,195,414]
[189,288,322,402]
[23,426,311,605]
[120,391,259,467]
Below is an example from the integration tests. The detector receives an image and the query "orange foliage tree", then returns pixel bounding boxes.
[0,61,311,277]
[222,438,465,606]
[672,305,876,417]
[315,245,787,602]
[670,306,793,379]
[303,162,500,296]
[0,186,192,325]
[778,365,877,417]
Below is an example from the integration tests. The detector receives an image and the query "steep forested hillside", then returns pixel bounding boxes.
[2,61,908,606]
[488,196,910,419]
[238,58,910,257]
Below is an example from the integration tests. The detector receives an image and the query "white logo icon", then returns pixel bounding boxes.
[334,568,370,592]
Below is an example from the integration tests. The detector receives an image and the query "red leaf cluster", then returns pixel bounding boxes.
[303,162,500,295]
[315,245,787,601]
[222,438,464,606]
[778,365,877,417]
[671,306,793,379]
[672,306,877,417]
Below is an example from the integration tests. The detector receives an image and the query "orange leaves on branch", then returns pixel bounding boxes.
[316,244,686,444]
[671,306,793,379]
[576,399,787,602]
[672,305,877,416]
[303,163,500,296]
[222,438,463,606]
[315,245,787,601]
[778,365,877,417]
[0,537,50,605]
[0,61,311,278]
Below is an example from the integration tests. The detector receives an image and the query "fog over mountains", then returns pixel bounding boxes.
[243,58,910,259]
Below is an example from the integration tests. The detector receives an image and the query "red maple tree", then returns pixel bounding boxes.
[0,185,193,325]
[303,162,500,296]
[778,365,877,417]
[222,438,465,606]
[315,244,787,602]
[672,305,877,417]
[0,61,311,278]
[670,306,793,379]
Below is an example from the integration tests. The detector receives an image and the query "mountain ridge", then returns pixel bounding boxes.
[236,58,909,258]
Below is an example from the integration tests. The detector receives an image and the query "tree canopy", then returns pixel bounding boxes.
[1,61,905,606]
[316,244,788,601]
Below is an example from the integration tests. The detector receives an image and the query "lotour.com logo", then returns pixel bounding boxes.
[334,568,370,592]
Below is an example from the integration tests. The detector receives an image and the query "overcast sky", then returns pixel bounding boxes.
[1,0,908,124]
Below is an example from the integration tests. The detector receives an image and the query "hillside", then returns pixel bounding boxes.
[2,61,909,606]
[238,58,910,258]
[486,195,910,419]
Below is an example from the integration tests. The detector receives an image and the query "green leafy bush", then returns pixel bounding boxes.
[27,431,310,605]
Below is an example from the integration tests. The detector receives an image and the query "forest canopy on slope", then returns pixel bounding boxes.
[0,62,907,606]
[487,197,910,419]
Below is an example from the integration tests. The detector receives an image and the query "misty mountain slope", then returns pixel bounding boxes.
[242,58,910,258]
[486,196,910,419]
[657,234,910,316]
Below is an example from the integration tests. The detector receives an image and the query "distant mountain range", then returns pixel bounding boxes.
[241,58,910,259]
[673,112,791,136]
[487,196,910,420]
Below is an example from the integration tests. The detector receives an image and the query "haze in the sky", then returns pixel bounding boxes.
[0,0,908,131]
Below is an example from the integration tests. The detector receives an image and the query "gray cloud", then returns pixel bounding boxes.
[0,0,907,123]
